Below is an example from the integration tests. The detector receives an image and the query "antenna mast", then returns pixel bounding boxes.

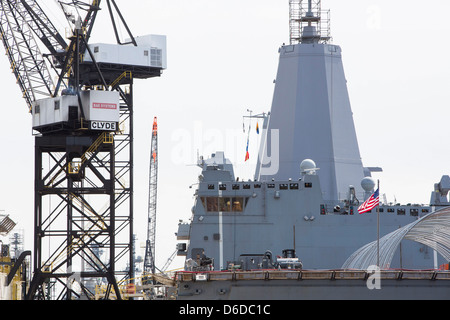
[289,0,331,44]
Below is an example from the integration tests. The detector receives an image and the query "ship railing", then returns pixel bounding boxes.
[175,269,450,282]
[322,199,431,216]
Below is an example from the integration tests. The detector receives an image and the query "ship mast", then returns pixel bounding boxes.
[260,0,365,202]
[289,0,331,44]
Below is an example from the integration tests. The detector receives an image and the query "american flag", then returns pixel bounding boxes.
[358,188,379,214]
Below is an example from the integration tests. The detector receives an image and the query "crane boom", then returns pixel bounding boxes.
[18,0,67,56]
[0,0,55,111]
[144,117,158,276]
[0,0,102,111]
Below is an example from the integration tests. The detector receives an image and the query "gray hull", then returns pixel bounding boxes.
[176,270,450,300]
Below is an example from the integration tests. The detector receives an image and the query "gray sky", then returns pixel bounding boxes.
[1,0,450,271]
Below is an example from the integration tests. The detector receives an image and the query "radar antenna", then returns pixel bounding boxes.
[289,0,331,44]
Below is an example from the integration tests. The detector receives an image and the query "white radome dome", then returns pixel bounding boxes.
[300,159,316,174]
[361,177,376,192]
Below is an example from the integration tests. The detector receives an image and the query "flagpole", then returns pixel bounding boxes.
[377,179,380,268]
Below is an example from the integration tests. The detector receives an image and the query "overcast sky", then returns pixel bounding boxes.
[1,0,450,271]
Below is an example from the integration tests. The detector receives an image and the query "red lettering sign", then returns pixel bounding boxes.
[93,102,117,110]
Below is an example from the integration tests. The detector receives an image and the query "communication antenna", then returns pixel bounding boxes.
[289,0,331,44]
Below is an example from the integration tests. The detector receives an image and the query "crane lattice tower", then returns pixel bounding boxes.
[0,0,166,300]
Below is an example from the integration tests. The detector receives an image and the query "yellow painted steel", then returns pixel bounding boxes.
[110,71,132,88]
[0,256,25,300]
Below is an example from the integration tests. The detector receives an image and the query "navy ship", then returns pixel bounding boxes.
[172,0,450,300]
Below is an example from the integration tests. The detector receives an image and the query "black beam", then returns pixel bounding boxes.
[7,251,31,286]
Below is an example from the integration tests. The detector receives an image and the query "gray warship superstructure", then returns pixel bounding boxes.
[173,0,450,299]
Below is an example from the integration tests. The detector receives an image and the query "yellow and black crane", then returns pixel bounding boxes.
[0,0,165,300]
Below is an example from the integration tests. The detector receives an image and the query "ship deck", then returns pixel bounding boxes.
[176,269,450,282]
[175,269,450,300]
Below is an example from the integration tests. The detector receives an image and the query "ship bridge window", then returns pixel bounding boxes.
[219,197,230,211]
[254,184,261,189]
[206,197,218,211]
[268,184,275,189]
[232,184,240,190]
[305,183,312,188]
[387,208,395,213]
[219,184,226,191]
[279,184,288,190]
[410,209,419,217]
[397,209,406,215]
[233,197,246,211]
[201,196,249,213]
[200,197,206,209]
[290,183,299,190]
[243,184,251,190]
[208,184,215,190]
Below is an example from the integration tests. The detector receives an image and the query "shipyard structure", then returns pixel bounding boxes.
[1,0,450,301]
[0,0,165,300]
